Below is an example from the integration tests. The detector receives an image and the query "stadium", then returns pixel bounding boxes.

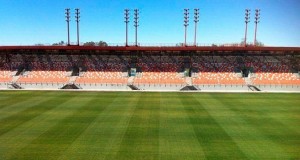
[0,1,299,159]
[0,45,299,91]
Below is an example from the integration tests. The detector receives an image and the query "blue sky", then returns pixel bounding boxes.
[0,0,299,46]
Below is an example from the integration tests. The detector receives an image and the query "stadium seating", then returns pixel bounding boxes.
[247,56,300,85]
[0,53,299,90]
[74,55,128,84]
[134,72,185,84]
[76,71,127,84]
[18,71,68,83]
[193,72,245,85]
[252,73,300,85]
[191,56,245,85]
[133,57,186,84]
[0,70,12,82]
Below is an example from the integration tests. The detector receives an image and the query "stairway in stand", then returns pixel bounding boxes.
[245,77,261,91]
[185,77,192,85]
[68,76,78,84]
[12,75,20,83]
[8,72,22,89]
[245,77,252,85]
[294,72,300,79]
[62,76,81,89]
[127,76,134,85]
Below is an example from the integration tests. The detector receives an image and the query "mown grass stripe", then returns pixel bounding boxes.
[258,94,300,134]
[56,92,141,160]
[115,92,160,160]
[178,93,248,160]
[102,92,142,160]
[204,93,296,159]
[0,91,65,121]
[231,94,300,159]
[0,91,299,160]
[0,91,22,103]
[0,91,52,110]
[158,93,206,160]
[0,93,84,160]
[0,92,73,136]
[10,92,119,160]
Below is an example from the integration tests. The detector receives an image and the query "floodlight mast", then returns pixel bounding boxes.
[184,9,189,47]
[244,9,250,47]
[254,9,260,46]
[134,9,139,47]
[194,9,199,46]
[124,9,130,47]
[65,8,71,46]
[75,8,80,46]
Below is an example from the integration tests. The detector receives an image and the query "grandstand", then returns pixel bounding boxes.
[0,45,299,91]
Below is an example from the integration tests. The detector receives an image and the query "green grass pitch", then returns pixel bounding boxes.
[0,91,299,160]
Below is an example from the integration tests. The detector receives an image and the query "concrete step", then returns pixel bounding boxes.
[185,77,192,85]
[12,76,20,83]
[69,76,78,83]
[128,76,134,84]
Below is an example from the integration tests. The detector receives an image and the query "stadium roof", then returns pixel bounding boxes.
[0,46,300,55]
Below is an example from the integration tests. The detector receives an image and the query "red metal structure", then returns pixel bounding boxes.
[0,45,299,54]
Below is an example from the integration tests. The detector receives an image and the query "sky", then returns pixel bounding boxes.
[0,0,299,47]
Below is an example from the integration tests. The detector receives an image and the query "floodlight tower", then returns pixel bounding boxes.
[65,8,71,46]
[244,9,250,47]
[254,9,260,46]
[184,9,189,46]
[75,8,80,46]
[194,9,199,46]
[134,9,139,46]
[124,9,130,47]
